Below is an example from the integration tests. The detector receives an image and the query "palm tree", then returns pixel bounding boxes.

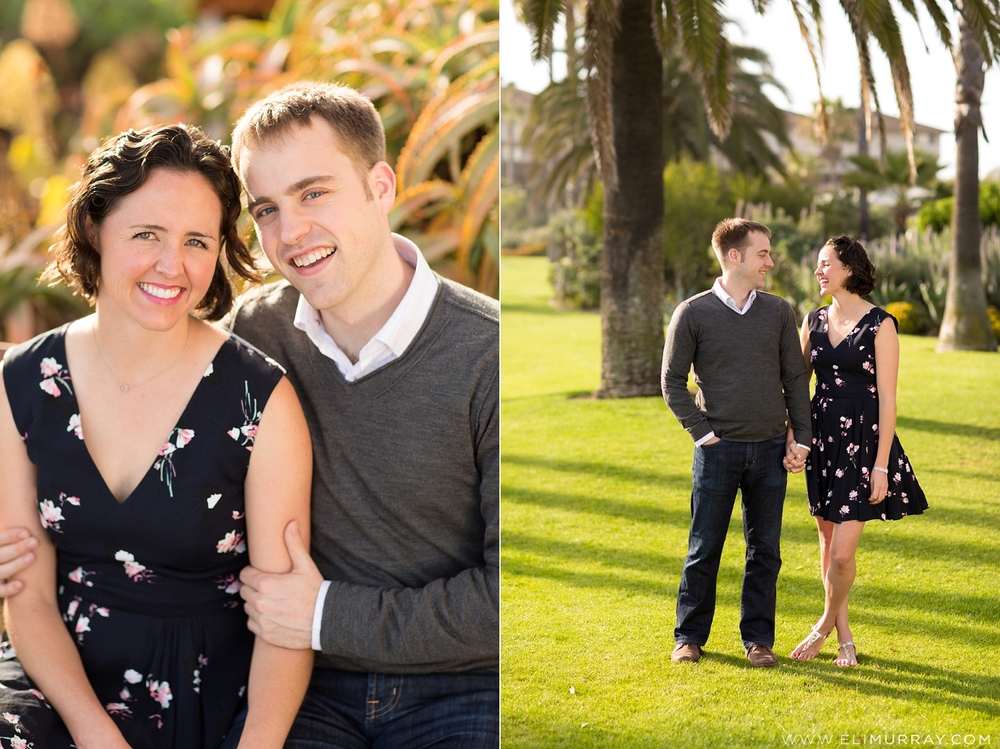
[595,0,665,397]
[664,44,792,176]
[938,0,999,351]
[843,150,943,238]
[521,0,1000,396]
[523,42,792,209]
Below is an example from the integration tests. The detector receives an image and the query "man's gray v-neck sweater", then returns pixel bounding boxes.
[231,277,498,674]
[661,289,811,445]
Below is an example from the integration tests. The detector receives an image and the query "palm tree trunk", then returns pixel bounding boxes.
[597,0,665,397]
[938,1,997,351]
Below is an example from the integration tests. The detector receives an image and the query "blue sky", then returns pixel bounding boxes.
[500,0,1000,179]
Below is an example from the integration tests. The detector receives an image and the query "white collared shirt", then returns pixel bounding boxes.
[293,234,439,382]
[712,277,756,315]
[295,233,439,650]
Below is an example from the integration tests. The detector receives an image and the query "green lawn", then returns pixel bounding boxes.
[501,255,1000,748]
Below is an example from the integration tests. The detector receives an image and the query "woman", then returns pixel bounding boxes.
[0,125,313,747]
[789,235,928,667]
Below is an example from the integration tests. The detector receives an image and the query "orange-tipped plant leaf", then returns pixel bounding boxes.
[390,180,459,230]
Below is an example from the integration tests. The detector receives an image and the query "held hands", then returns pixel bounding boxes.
[869,469,889,504]
[783,441,809,474]
[239,521,322,650]
[0,527,38,597]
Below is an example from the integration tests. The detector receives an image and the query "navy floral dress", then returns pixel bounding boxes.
[805,306,928,522]
[0,325,285,748]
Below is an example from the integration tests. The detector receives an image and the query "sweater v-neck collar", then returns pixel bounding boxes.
[306,280,450,390]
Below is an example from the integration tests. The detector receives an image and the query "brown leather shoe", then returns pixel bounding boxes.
[671,643,702,663]
[746,644,778,667]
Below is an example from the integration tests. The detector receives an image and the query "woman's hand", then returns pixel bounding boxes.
[869,470,889,504]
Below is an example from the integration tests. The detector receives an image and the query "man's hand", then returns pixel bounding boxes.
[0,527,38,597]
[239,521,322,650]
[783,442,809,473]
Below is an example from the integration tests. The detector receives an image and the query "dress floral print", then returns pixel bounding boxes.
[804,306,928,522]
[154,427,195,497]
[228,381,262,450]
[0,326,285,748]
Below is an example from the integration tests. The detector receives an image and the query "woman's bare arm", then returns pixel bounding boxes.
[870,317,900,503]
[0,363,131,749]
[237,376,314,748]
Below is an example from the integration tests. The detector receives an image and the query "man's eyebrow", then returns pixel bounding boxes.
[247,175,337,211]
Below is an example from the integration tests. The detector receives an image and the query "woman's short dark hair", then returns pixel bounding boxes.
[824,235,877,297]
[44,124,261,320]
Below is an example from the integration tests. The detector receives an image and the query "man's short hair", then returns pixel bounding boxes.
[231,81,386,196]
[711,218,772,264]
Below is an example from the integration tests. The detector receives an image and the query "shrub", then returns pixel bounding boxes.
[885,301,930,335]
[989,306,1000,342]
[916,182,1000,233]
[982,183,1000,227]
[917,198,953,233]
[546,209,601,309]
[662,158,733,298]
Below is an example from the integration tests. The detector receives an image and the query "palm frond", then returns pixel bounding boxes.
[788,0,827,138]
[959,0,1000,63]
[674,0,731,136]
[523,0,569,60]
[861,0,916,180]
[582,0,620,188]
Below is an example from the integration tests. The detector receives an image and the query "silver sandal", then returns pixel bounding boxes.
[836,641,858,667]
[791,626,830,659]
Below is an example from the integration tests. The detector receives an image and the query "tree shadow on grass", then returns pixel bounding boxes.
[916,465,1000,483]
[501,527,688,602]
[777,577,1000,646]
[698,651,1000,718]
[896,416,1000,442]
[502,527,751,603]
[905,503,1000,534]
[502,485,693,528]
[796,654,1000,717]
[503,454,692,494]
[502,557,679,599]
[778,509,999,570]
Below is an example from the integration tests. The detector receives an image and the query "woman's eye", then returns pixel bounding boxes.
[134,231,155,240]
[187,238,209,249]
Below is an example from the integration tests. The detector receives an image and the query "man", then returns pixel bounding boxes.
[661,218,810,668]
[0,81,498,746]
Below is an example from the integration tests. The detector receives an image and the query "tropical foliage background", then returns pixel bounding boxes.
[0,0,499,345]
[508,0,1000,398]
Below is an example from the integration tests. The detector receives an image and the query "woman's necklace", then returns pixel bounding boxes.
[829,299,865,327]
[92,324,192,394]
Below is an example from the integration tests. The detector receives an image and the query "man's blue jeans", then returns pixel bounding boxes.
[281,668,499,749]
[675,435,787,650]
